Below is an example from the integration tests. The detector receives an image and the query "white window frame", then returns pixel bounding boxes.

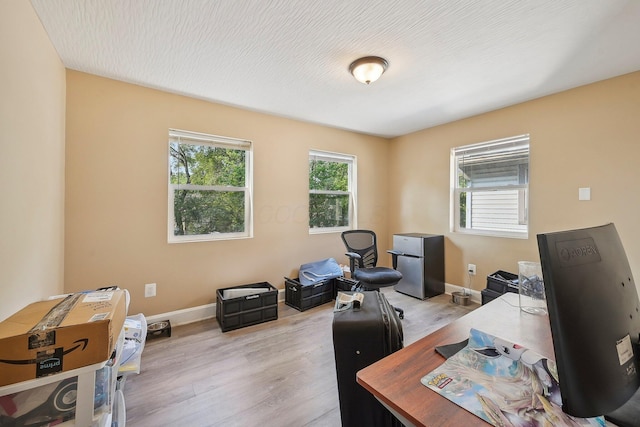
[309,150,357,234]
[168,129,253,243]
[451,134,530,239]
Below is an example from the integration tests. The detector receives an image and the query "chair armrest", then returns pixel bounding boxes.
[344,252,363,271]
[386,249,402,270]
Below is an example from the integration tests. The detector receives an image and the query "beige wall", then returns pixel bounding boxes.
[65,71,390,316]
[5,2,639,319]
[389,71,640,293]
[0,1,66,321]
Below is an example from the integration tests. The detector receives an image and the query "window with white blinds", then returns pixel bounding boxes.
[452,135,530,238]
[168,129,253,243]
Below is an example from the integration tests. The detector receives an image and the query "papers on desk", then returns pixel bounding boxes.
[421,329,605,427]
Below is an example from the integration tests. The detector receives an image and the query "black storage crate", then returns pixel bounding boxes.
[216,282,278,332]
[486,270,519,294]
[335,276,359,294]
[284,277,334,311]
[481,288,505,305]
[482,270,519,305]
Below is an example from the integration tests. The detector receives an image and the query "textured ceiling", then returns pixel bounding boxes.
[31,0,640,138]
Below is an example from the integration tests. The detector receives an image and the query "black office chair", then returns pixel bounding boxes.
[341,230,404,319]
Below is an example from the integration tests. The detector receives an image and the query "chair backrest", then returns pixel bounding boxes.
[341,230,378,268]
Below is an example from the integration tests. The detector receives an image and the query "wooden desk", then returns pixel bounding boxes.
[356,293,553,427]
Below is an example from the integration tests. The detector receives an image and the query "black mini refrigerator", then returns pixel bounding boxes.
[392,233,444,299]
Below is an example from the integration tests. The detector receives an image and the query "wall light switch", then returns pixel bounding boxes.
[579,187,591,201]
[145,283,157,298]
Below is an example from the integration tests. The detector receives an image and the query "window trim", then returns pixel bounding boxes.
[451,134,530,239]
[308,149,357,234]
[168,128,253,243]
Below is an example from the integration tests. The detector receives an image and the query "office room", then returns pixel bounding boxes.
[2,1,640,426]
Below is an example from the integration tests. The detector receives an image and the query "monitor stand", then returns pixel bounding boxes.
[605,387,640,427]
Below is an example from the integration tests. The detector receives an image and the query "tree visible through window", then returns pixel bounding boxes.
[168,129,252,242]
[309,150,356,232]
[452,135,530,238]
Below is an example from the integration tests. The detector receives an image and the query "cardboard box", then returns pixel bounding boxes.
[0,290,126,387]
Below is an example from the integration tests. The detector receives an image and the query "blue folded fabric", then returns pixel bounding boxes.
[299,258,343,285]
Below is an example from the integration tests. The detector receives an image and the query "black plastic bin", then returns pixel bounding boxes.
[481,288,504,305]
[335,277,359,294]
[482,270,519,305]
[216,282,278,332]
[285,277,335,311]
[486,270,519,293]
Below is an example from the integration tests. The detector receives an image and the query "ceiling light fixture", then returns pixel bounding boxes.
[349,56,388,85]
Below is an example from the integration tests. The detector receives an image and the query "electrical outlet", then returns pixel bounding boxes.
[145,283,157,298]
[467,264,477,275]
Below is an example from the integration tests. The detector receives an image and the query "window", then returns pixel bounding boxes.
[452,134,530,238]
[309,150,356,233]
[168,129,252,243]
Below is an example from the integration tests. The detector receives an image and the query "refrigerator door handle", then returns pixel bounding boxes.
[398,253,423,259]
[388,249,424,258]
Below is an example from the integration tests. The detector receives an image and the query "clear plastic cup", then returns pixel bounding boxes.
[518,261,547,315]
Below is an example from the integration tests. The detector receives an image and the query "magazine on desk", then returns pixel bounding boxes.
[421,328,605,427]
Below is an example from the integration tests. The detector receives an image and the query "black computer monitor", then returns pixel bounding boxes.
[537,223,640,418]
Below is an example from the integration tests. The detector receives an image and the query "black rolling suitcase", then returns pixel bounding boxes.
[332,291,404,427]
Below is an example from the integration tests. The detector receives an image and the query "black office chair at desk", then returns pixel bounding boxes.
[341,230,404,319]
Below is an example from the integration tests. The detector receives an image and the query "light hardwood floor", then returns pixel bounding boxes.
[123,288,477,426]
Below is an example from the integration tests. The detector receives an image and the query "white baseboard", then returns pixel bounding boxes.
[145,303,216,327]
[145,286,478,328]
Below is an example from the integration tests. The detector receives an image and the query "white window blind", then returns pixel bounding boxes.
[452,135,530,238]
